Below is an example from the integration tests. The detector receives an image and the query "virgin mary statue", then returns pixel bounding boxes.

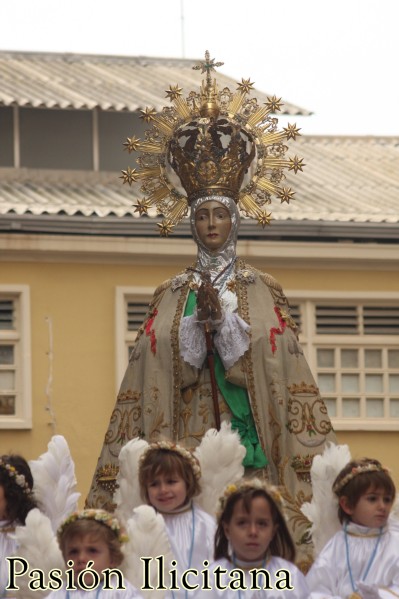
[86,52,336,570]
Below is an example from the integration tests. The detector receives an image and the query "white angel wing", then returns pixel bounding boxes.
[301,442,352,553]
[13,508,64,599]
[194,421,246,516]
[114,437,149,526]
[122,505,172,599]
[29,434,80,533]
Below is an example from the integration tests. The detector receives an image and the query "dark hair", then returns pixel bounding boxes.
[214,486,296,562]
[333,458,396,524]
[59,519,123,566]
[0,454,37,524]
[139,448,200,505]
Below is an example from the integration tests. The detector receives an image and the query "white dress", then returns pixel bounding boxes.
[198,555,309,599]
[44,580,143,599]
[161,502,216,599]
[307,522,399,598]
[0,520,18,597]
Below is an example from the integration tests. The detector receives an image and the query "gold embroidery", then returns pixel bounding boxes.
[171,278,193,439]
[95,464,119,494]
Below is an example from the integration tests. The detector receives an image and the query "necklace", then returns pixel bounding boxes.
[170,503,196,599]
[344,522,383,599]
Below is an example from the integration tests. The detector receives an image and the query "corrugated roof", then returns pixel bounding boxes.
[1,136,398,224]
[0,51,309,115]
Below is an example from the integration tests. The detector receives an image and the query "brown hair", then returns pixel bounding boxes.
[139,447,200,505]
[0,454,37,524]
[59,518,123,566]
[214,486,296,562]
[333,458,396,524]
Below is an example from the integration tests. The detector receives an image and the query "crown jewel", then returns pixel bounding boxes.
[122,51,304,236]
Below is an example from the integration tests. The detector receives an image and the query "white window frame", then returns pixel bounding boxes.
[0,285,32,429]
[286,290,399,432]
[115,286,154,392]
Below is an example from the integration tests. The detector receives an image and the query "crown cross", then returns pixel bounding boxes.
[193,50,224,85]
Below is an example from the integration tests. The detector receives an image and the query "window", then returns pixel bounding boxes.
[115,287,154,390]
[0,286,32,428]
[19,107,92,169]
[289,294,399,431]
[0,106,14,166]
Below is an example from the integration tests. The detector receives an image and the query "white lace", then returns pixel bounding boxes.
[214,312,250,370]
[179,314,207,368]
[179,312,250,370]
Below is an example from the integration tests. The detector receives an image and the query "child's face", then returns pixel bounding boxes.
[64,533,116,584]
[0,485,7,520]
[223,496,277,563]
[147,471,188,513]
[340,486,394,528]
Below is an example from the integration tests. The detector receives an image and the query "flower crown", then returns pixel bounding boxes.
[57,509,128,544]
[217,478,284,521]
[140,441,201,481]
[333,462,389,494]
[0,458,33,496]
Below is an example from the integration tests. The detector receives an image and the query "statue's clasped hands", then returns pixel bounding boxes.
[196,279,222,323]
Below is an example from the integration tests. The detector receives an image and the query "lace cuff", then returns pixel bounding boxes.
[214,312,250,370]
[179,314,207,368]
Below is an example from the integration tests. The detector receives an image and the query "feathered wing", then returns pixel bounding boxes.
[121,505,172,599]
[194,421,246,516]
[13,508,64,599]
[301,442,352,554]
[29,435,80,532]
[114,437,149,526]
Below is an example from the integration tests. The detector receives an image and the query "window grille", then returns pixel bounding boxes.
[0,287,31,428]
[295,300,399,431]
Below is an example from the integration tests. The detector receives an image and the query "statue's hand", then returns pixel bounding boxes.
[197,281,222,322]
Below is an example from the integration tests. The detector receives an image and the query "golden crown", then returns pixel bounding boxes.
[121,51,304,236]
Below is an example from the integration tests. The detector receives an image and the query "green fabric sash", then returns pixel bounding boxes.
[184,290,267,468]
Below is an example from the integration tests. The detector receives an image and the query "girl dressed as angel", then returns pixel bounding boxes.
[44,509,143,599]
[138,441,216,597]
[0,454,37,595]
[307,458,399,599]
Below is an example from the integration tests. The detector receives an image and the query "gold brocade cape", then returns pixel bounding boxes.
[86,259,336,571]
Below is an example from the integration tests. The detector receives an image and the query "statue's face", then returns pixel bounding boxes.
[194,200,232,250]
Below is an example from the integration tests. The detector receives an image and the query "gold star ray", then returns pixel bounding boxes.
[133,199,151,215]
[123,136,141,153]
[140,107,158,123]
[277,187,296,204]
[283,123,301,140]
[157,220,175,237]
[120,167,138,186]
[265,95,283,113]
[288,156,306,174]
[166,85,183,101]
[237,78,255,94]
[257,211,273,227]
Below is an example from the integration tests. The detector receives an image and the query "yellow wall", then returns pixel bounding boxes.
[1,254,399,502]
